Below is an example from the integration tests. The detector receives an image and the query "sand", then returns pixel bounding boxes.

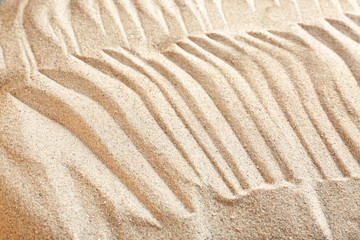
[0,0,360,239]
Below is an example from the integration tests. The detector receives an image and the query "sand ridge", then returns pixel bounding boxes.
[1,0,360,239]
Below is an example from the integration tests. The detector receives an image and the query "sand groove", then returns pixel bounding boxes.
[258,29,360,166]
[102,48,242,195]
[36,68,199,216]
[1,0,360,239]
[190,33,337,179]
[246,30,360,176]
[10,79,189,223]
[145,55,263,190]
[233,32,354,179]
[176,39,290,184]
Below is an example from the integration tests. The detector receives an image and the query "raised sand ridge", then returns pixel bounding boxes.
[1,0,360,239]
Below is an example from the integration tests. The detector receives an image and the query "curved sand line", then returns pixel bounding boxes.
[1,0,360,239]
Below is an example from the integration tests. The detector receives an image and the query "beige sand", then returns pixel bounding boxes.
[1,0,360,239]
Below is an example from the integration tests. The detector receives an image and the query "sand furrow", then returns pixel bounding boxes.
[191,32,356,179]
[241,31,349,179]
[172,0,208,35]
[157,0,189,40]
[72,54,215,183]
[66,166,133,239]
[150,52,259,190]
[301,23,360,125]
[274,28,360,167]
[103,48,242,196]
[204,0,229,31]
[2,0,360,238]
[69,0,107,54]
[12,73,198,222]
[113,0,147,44]
[177,37,286,184]
[135,0,171,42]
[51,0,81,54]
[264,30,360,177]
[18,0,360,54]
[239,31,357,180]
[143,53,250,194]
[2,93,141,238]
[99,51,236,197]
[198,33,301,181]
[165,44,269,188]
[210,33,322,180]
[74,0,106,35]
[190,0,213,32]
[38,68,202,214]
[346,12,360,27]
[98,0,130,48]
[326,18,360,44]
[1,92,165,237]
[177,31,338,236]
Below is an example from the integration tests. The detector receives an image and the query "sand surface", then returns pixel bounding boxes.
[1,0,360,239]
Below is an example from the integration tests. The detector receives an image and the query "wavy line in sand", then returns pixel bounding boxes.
[1,0,360,239]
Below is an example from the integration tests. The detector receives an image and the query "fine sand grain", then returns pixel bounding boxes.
[1,0,360,239]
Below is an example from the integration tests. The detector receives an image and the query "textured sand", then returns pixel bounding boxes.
[1,0,360,239]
